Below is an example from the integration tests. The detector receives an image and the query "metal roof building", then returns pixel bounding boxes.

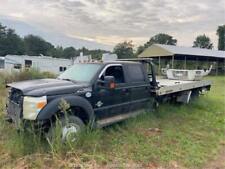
[138,44,225,75]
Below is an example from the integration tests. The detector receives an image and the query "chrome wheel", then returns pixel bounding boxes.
[62,123,80,143]
[47,116,85,143]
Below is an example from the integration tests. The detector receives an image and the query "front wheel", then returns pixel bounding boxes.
[47,115,85,143]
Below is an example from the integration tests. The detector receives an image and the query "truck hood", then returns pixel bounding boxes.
[7,78,89,96]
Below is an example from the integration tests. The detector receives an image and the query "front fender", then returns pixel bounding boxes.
[37,95,94,122]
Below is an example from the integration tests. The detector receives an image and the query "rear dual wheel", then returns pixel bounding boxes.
[191,89,200,100]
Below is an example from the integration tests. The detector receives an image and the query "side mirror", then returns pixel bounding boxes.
[104,76,116,89]
[98,76,116,89]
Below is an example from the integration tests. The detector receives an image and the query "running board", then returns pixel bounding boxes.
[96,109,145,128]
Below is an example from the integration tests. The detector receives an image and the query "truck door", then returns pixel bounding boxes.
[125,64,150,111]
[94,64,131,119]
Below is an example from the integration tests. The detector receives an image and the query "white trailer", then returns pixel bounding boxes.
[0,55,73,74]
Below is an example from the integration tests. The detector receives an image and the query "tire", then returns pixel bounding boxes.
[46,115,85,143]
[191,89,200,100]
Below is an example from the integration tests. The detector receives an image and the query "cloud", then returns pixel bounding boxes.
[0,0,224,48]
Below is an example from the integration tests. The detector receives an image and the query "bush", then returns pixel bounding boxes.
[0,69,56,84]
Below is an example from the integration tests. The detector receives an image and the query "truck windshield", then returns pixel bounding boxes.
[58,64,101,83]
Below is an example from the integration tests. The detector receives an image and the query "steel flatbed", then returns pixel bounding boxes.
[155,78,212,96]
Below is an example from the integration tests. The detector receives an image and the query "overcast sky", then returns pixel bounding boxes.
[0,0,224,50]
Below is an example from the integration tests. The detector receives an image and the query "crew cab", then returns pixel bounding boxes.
[6,60,211,142]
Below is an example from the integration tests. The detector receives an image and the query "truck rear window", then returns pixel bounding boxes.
[127,64,145,82]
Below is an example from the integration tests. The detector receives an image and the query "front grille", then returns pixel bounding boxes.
[7,88,23,125]
[9,88,23,105]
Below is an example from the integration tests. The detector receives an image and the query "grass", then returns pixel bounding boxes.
[0,69,55,84]
[0,75,224,168]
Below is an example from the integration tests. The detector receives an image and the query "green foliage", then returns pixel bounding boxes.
[62,47,76,59]
[136,33,177,56]
[50,46,109,60]
[147,33,177,46]
[24,35,54,56]
[136,45,146,56]
[46,117,72,155]
[0,22,109,60]
[217,25,225,50]
[0,23,6,38]
[113,41,135,59]
[193,34,213,49]
[48,46,64,58]
[0,25,25,56]
[88,49,109,60]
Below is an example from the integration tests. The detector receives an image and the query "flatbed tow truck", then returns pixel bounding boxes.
[6,58,211,141]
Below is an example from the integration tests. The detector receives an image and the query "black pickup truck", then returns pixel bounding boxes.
[6,60,211,141]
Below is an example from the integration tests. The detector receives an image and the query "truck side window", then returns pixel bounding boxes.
[103,66,125,83]
[127,64,145,82]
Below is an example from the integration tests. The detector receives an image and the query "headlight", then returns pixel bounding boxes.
[23,96,47,120]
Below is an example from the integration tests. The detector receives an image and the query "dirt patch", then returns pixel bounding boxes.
[203,146,225,169]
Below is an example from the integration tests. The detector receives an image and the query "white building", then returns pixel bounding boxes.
[0,55,73,74]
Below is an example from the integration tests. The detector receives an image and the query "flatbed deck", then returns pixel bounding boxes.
[155,78,212,96]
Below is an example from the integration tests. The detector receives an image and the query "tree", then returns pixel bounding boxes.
[136,33,177,55]
[49,46,64,58]
[63,47,76,59]
[78,47,89,56]
[89,49,109,60]
[113,41,135,59]
[193,34,213,49]
[0,23,7,38]
[0,24,9,55]
[5,29,25,55]
[135,45,145,56]
[24,35,54,56]
[0,22,110,59]
[0,24,25,56]
[147,33,177,46]
[217,25,225,50]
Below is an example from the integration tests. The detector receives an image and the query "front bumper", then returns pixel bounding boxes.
[6,96,49,130]
[5,115,50,133]
[6,103,49,132]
